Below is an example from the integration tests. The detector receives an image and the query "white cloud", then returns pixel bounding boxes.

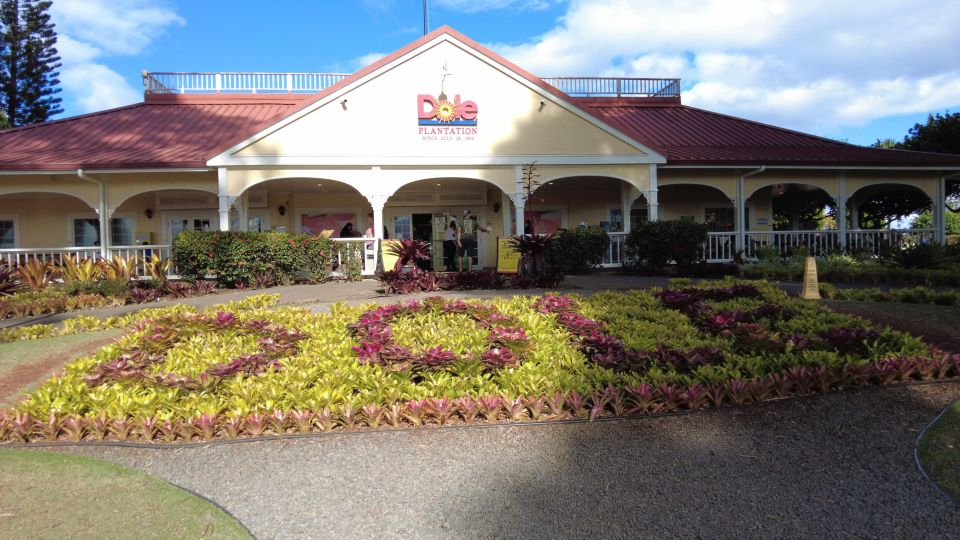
[490,0,960,135]
[59,63,142,113]
[353,52,388,71]
[50,0,184,114]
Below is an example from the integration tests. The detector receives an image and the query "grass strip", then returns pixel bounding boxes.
[0,449,251,539]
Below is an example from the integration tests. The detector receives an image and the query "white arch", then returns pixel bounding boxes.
[745,181,837,202]
[234,174,369,199]
[0,189,98,211]
[113,187,220,209]
[847,182,933,203]
[537,173,647,196]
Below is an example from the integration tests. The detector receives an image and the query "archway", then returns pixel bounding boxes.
[745,183,838,257]
[386,178,508,270]
[847,183,935,253]
[657,183,737,262]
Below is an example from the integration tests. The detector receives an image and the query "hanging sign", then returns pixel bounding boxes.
[496,236,522,274]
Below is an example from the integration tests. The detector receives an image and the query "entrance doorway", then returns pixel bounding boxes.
[412,213,433,270]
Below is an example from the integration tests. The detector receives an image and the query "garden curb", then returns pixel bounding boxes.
[6,378,957,451]
[914,396,960,508]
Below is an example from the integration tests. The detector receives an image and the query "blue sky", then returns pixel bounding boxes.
[49,0,960,146]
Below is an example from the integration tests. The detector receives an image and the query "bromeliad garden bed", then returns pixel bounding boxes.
[1,280,958,444]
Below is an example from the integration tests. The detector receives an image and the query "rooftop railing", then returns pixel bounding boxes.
[142,71,352,94]
[143,71,681,98]
[540,77,681,98]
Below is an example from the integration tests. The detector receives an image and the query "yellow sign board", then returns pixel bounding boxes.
[381,239,401,272]
[496,236,522,274]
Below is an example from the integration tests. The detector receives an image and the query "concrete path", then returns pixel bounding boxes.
[58,382,960,539]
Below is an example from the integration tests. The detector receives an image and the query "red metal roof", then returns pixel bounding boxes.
[0,94,308,170]
[0,26,958,171]
[579,100,960,167]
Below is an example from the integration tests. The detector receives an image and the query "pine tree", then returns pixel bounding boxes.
[0,0,62,127]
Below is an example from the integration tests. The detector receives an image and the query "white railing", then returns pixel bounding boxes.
[0,246,102,268]
[845,229,935,254]
[143,71,351,94]
[541,77,681,98]
[705,232,738,262]
[331,238,378,277]
[744,231,842,258]
[601,232,627,267]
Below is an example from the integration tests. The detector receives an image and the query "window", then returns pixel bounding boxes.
[230,216,268,232]
[393,215,411,240]
[704,208,735,232]
[170,218,213,240]
[0,220,15,248]
[608,208,623,232]
[111,218,134,245]
[73,218,100,246]
[73,217,136,246]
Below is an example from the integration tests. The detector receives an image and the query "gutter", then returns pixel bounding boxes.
[735,166,766,253]
[77,168,109,258]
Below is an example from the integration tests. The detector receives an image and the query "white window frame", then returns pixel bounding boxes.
[0,214,20,248]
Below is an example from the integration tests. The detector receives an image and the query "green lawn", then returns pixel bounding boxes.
[918,399,960,502]
[0,449,250,539]
[0,329,123,407]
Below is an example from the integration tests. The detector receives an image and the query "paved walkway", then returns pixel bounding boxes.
[1,274,806,329]
[56,382,960,539]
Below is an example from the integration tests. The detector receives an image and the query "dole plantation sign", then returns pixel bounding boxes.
[418,93,478,141]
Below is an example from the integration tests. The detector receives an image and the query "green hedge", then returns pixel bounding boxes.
[740,260,960,287]
[625,220,708,271]
[546,227,610,275]
[172,231,359,286]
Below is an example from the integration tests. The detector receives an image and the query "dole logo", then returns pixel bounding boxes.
[418,94,478,126]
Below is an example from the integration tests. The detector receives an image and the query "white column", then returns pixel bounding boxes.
[735,176,746,253]
[850,197,860,230]
[217,168,231,232]
[622,184,640,232]
[237,193,249,232]
[934,176,946,244]
[837,174,847,250]
[368,194,389,240]
[647,164,659,221]
[501,192,512,236]
[511,193,525,234]
[646,190,659,221]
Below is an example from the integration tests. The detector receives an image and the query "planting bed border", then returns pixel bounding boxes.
[1,380,957,449]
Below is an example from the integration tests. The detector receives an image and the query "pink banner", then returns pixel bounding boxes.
[524,210,562,234]
[301,213,358,237]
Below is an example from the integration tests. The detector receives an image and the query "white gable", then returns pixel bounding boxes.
[209,34,663,167]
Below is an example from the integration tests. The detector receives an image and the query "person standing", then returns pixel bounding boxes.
[443,219,457,271]
[457,209,490,271]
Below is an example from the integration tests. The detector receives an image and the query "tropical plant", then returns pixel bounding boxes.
[386,239,431,270]
[144,254,172,285]
[15,259,52,292]
[0,262,20,295]
[58,255,102,284]
[99,254,138,281]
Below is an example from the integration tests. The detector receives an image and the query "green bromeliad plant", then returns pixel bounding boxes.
[1,282,957,444]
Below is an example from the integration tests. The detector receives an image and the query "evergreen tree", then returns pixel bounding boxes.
[0,0,61,127]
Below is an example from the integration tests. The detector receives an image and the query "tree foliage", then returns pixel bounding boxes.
[873,111,960,214]
[0,0,62,127]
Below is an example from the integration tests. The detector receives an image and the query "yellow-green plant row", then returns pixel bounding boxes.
[1,282,957,444]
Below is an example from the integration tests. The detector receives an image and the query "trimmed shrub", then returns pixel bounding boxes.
[546,227,609,275]
[173,231,348,287]
[625,220,708,272]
